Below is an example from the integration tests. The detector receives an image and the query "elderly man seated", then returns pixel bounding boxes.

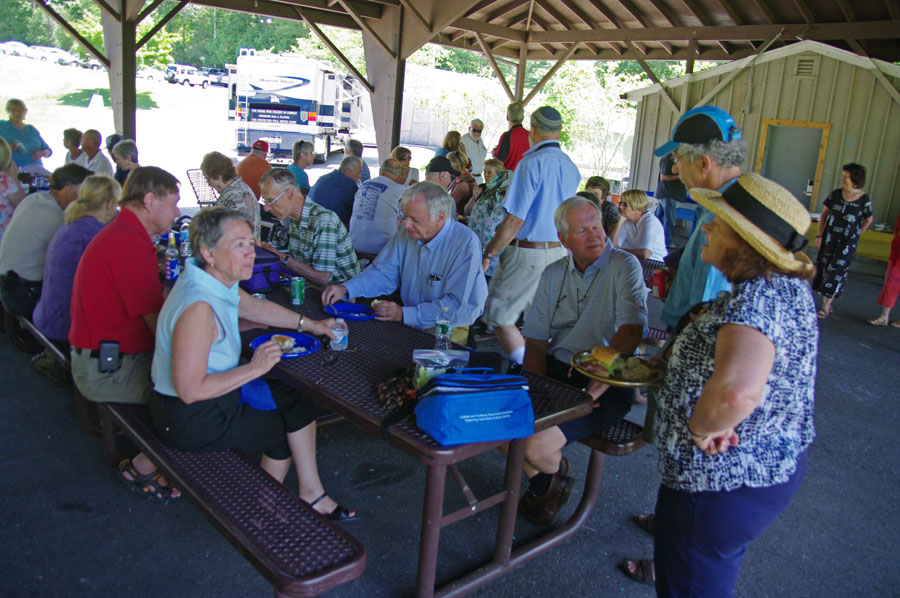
[259,168,360,285]
[349,158,407,255]
[517,195,647,525]
[322,181,487,342]
[308,155,362,228]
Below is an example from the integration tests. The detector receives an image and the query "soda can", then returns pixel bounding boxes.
[290,277,305,306]
[652,269,667,299]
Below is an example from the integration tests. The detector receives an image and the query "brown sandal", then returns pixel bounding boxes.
[118,458,179,503]
[619,559,655,585]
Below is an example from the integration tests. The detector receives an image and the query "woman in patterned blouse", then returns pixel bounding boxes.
[651,173,818,597]
[201,151,261,240]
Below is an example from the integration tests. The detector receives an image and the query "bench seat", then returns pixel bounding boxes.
[100,402,366,597]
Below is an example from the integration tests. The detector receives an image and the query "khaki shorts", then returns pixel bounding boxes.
[481,244,567,327]
[70,348,153,404]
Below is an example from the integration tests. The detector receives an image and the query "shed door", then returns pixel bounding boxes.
[759,125,822,204]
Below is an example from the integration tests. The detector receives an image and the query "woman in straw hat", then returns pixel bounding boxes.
[648,173,818,597]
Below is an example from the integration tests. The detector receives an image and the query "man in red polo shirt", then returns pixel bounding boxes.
[492,101,530,171]
[69,165,181,502]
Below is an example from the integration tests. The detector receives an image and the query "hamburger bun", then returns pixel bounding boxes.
[590,345,620,369]
[272,334,296,353]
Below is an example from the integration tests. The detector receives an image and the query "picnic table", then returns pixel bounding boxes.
[243,286,596,598]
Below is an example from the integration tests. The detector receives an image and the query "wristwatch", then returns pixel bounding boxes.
[296,315,305,332]
[482,247,492,261]
[281,252,292,267]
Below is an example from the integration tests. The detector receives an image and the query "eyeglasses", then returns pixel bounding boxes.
[259,188,288,206]
[399,156,411,161]
[470,127,483,133]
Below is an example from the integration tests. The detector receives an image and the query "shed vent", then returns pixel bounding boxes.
[795,57,818,78]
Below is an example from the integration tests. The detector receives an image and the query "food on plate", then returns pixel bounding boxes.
[590,345,621,371]
[611,356,658,381]
[271,334,296,353]
[371,299,382,308]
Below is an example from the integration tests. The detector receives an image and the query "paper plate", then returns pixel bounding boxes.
[324,302,376,321]
[249,332,321,358]
[569,351,664,387]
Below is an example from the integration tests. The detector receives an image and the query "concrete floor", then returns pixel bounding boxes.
[1,266,898,597]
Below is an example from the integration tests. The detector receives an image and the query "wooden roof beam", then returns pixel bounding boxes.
[528,11,567,56]
[835,0,856,22]
[692,30,782,108]
[793,0,815,24]
[137,0,164,24]
[451,17,530,42]
[627,43,679,112]
[192,0,357,29]
[645,0,681,26]
[556,0,621,54]
[137,0,188,51]
[271,0,383,19]
[750,0,778,24]
[475,31,516,102]
[397,0,431,32]
[615,0,673,55]
[847,37,900,109]
[583,0,649,55]
[31,0,109,65]
[335,0,394,57]
[484,0,531,23]
[293,5,373,93]
[886,0,900,20]
[522,43,579,105]
[528,21,896,43]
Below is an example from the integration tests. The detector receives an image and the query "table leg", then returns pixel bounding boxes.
[492,438,526,565]
[415,463,447,598]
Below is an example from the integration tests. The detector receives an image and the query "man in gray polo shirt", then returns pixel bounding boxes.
[480,106,581,364]
[516,195,647,525]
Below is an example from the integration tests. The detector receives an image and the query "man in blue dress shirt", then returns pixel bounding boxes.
[307,155,362,229]
[322,181,487,341]
[480,106,581,364]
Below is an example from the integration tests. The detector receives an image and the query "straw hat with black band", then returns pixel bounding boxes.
[689,173,813,273]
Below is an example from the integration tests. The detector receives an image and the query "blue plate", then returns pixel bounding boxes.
[324,302,376,321]
[249,332,321,358]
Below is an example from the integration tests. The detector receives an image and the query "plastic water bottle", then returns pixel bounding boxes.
[179,221,191,257]
[330,318,349,351]
[164,231,180,281]
[434,305,453,349]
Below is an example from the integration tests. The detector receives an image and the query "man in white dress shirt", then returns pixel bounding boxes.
[461,118,487,184]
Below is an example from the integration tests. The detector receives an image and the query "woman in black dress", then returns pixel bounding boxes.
[812,163,873,318]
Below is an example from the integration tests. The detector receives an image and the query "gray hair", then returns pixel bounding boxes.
[676,139,747,169]
[470,118,484,129]
[259,168,299,192]
[292,140,313,161]
[339,155,362,175]
[401,181,455,221]
[112,139,138,163]
[83,129,102,147]
[507,101,524,123]
[344,138,363,157]
[380,158,403,178]
[190,207,254,268]
[554,196,602,238]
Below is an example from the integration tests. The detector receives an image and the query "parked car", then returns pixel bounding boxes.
[137,67,164,81]
[166,63,208,87]
[0,40,29,56]
[26,45,79,65]
[200,66,227,86]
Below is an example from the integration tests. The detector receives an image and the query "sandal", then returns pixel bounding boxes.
[868,316,888,326]
[891,321,900,328]
[310,493,358,521]
[619,559,655,585]
[817,308,832,319]
[118,458,178,503]
[630,513,656,535]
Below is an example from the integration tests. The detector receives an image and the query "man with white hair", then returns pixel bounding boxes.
[480,105,581,364]
[308,154,362,228]
[349,158,407,255]
[288,140,315,194]
[323,181,487,340]
[81,129,113,176]
[343,138,370,183]
[461,118,487,183]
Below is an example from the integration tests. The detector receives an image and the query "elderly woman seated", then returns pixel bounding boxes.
[201,151,261,239]
[111,139,140,186]
[613,188,668,261]
[148,207,355,520]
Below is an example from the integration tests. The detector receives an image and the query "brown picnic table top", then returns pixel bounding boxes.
[242,286,596,597]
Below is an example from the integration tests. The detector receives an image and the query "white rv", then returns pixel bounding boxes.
[228,48,367,162]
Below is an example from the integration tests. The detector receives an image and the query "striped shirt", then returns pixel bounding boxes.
[523,244,648,363]
[288,199,360,283]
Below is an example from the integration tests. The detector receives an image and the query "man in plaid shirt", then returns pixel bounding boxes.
[259,168,360,285]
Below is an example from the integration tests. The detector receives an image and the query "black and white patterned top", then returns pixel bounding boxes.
[655,274,818,492]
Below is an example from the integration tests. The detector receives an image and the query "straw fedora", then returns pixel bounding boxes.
[690,173,812,273]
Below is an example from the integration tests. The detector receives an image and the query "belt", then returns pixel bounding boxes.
[511,239,562,249]
[74,347,138,358]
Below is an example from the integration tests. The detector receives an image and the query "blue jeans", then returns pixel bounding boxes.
[653,450,809,598]
[656,197,676,246]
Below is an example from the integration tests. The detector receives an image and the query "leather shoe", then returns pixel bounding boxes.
[519,468,574,526]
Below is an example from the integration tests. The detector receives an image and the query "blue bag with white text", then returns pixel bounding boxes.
[414,371,534,446]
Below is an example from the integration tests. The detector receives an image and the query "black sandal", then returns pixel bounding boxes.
[118,458,178,503]
[619,559,655,585]
[309,493,358,521]
[630,512,656,535]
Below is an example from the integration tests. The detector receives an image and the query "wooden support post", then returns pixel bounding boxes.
[515,44,527,101]
[120,10,138,140]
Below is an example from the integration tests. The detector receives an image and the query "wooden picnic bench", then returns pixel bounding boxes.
[99,402,367,597]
